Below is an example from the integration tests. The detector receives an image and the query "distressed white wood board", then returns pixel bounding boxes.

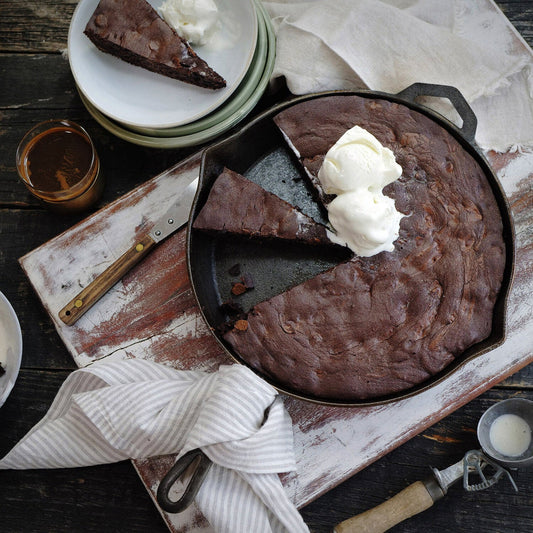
[18,139,533,532]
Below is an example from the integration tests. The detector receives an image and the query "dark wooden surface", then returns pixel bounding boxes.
[1,2,532,532]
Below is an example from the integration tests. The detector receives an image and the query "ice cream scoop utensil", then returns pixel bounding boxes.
[334,398,533,533]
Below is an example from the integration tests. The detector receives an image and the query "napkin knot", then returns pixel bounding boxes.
[0,359,309,533]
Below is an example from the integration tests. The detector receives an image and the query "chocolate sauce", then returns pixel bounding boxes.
[23,126,93,193]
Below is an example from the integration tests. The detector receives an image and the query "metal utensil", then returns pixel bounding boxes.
[58,177,198,325]
[334,398,533,533]
[157,449,212,514]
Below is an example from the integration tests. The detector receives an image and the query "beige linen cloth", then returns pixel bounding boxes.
[0,360,309,533]
[263,0,533,152]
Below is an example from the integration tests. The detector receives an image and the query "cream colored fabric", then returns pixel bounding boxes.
[263,0,533,152]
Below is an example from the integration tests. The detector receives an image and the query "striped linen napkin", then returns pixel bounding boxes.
[0,359,309,533]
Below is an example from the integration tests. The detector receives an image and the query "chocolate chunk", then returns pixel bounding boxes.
[231,282,247,296]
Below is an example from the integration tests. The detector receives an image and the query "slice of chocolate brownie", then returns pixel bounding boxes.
[193,168,333,245]
[84,0,226,90]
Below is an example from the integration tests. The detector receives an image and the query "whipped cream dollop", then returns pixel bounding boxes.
[318,125,404,257]
[159,0,219,46]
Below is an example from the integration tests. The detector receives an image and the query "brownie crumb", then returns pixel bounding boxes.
[231,282,247,296]
[234,320,248,331]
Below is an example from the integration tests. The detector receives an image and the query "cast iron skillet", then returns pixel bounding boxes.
[186,82,515,407]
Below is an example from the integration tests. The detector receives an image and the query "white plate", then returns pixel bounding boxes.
[68,0,258,129]
[125,0,269,137]
[0,291,23,408]
[78,0,275,148]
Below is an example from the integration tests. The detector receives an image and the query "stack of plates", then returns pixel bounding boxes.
[68,0,275,148]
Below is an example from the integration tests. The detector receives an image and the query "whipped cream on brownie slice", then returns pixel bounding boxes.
[84,0,226,90]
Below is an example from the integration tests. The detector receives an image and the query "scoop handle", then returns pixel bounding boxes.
[333,480,435,533]
[395,82,478,144]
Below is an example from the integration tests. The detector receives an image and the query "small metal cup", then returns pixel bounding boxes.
[477,398,533,469]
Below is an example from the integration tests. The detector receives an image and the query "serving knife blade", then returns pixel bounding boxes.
[58,177,198,326]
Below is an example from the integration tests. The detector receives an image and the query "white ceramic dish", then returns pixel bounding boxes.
[124,0,269,137]
[0,291,23,408]
[78,1,275,148]
[68,0,258,129]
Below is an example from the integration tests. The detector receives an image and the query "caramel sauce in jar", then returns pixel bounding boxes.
[16,120,103,213]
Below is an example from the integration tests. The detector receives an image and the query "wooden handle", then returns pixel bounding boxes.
[333,481,435,533]
[58,234,156,325]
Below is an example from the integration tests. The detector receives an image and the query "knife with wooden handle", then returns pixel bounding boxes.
[333,456,465,533]
[58,177,198,326]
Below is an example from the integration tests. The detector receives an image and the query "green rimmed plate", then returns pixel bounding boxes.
[69,0,258,129]
[79,2,275,148]
[126,0,269,138]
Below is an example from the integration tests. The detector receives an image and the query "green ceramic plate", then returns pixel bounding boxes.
[80,1,275,148]
[70,0,258,129]
[125,0,269,138]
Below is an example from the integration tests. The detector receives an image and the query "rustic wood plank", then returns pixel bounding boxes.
[1,2,532,533]
[0,54,80,110]
[500,364,533,388]
[0,1,78,53]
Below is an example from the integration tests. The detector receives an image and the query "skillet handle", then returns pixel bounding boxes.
[395,83,477,144]
[156,449,212,514]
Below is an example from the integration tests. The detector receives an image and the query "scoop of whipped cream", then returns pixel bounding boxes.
[159,0,219,46]
[318,125,404,257]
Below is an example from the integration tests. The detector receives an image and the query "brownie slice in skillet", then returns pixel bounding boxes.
[84,0,226,90]
[193,167,333,245]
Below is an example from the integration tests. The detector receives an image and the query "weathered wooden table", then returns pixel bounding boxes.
[1,2,532,532]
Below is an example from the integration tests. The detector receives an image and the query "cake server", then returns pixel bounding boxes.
[58,176,198,325]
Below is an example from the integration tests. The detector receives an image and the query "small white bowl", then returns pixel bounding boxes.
[0,291,23,408]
